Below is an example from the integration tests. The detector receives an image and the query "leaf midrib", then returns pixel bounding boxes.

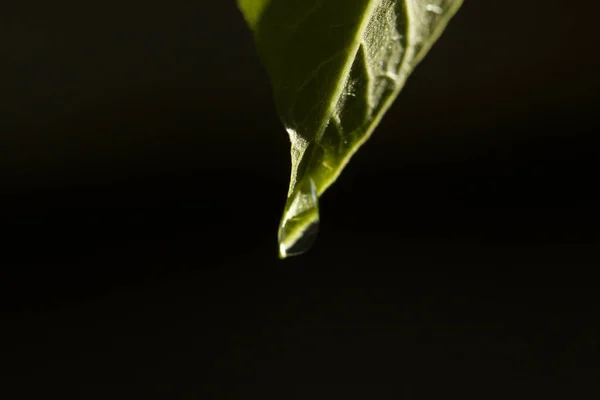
[314,0,382,144]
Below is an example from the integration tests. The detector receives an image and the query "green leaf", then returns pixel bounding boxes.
[237,0,463,258]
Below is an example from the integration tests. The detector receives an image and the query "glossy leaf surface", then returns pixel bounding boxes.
[238,0,463,258]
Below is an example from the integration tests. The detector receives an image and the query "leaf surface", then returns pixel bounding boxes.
[238,0,463,258]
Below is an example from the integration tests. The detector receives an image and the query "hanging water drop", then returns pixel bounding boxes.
[277,178,320,259]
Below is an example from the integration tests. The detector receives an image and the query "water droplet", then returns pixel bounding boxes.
[426,4,443,15]
[280,221,319,258]
[278,178,319,259]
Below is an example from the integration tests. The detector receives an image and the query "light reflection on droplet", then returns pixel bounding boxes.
[426,4,443,15]
[279,220,319,258]
[278,178,320,259]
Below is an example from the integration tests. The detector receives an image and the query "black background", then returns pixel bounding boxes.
[1,1,599,398]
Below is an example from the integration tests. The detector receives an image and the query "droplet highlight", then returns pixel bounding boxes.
[426,4,444,15]
[278,178,320,259]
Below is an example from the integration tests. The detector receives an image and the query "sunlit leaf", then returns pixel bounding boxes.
[238,0,463,258]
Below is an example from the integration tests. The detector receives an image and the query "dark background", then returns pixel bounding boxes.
[1,1,598,398]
